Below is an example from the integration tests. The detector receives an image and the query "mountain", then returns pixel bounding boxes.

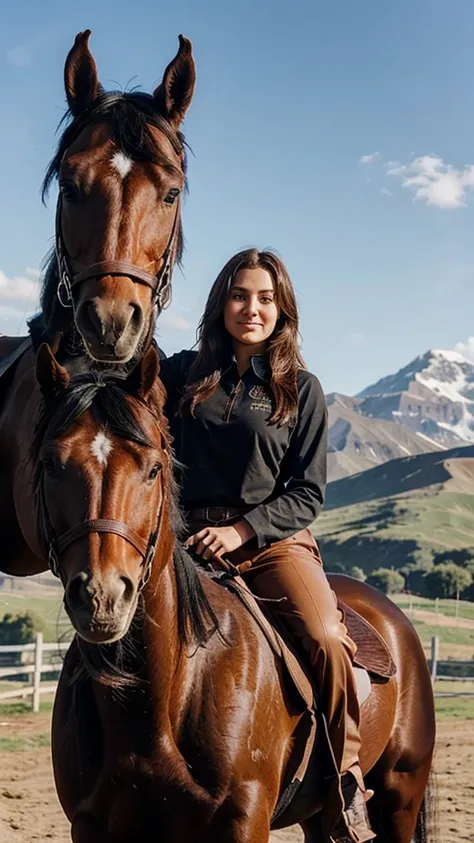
[326,393,443,482]
[326,349,474,481]
[313,444,474,574]
[357,348,474,445]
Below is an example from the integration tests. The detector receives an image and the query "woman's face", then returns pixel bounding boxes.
[223,267,279,350]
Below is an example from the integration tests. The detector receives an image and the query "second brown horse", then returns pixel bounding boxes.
[22,343,436,843]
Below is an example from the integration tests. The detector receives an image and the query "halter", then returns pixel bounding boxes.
[55,192,181,314]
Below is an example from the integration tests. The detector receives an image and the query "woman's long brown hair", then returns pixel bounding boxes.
[180,248,306,426]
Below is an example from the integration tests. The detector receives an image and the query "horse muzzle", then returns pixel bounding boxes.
[65,570,138,643]
[75,294,145,363]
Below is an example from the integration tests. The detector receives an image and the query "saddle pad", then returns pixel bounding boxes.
[340,601,396,680]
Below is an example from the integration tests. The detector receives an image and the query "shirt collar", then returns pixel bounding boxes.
[250,354,271,382]
[221,353,270,382]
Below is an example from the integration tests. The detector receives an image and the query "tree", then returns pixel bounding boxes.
[409,548,435,572]
[367,568,405,595]
[348,566,366,582]
[0,612,36,645]
[401,566,430,595]
[423,564,472,600]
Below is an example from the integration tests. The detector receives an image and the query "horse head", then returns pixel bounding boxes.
[34,342,173,643]
[41,30,195,364]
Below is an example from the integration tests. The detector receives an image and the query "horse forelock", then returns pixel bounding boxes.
[42,90,187,201]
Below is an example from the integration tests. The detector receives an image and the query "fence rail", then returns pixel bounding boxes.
[0,634,473,711]
[0,633,70,711]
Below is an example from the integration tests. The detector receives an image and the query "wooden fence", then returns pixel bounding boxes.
[0,633,70,712]
[429,635,474,696]
[0,634,473,712]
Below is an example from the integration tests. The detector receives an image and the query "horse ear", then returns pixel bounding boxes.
[64,30,101,117]
[35,343,71,398]
[125,345,160,401]
[153,35,196,128]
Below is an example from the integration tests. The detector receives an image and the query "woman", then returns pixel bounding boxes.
[160,248,374,843]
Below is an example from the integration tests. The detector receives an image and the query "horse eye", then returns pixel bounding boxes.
[42,456,61,476]
[148,463,162,481]
[164,187,180,206]
[60,182,80,203]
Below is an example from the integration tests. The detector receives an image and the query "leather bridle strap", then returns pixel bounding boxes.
[54,519,149,558]
[47,510,162,592]
[71,261,168,291]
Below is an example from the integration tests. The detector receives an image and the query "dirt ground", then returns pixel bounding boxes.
[0,715,472,842]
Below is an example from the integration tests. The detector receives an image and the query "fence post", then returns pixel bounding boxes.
[32,632,43,713]
[430,635,439,685]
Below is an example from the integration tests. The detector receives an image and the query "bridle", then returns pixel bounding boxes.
[54,112,184,314]
[37,425,165,592]
[55,192,181,313]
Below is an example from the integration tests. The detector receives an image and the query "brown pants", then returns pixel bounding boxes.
[187,519,362,780]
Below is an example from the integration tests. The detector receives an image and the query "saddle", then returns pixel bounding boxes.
[215,572,396,825]
[0,334,31,379]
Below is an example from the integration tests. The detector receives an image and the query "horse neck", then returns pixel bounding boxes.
[141,523,188,718]
[140,522,211,738]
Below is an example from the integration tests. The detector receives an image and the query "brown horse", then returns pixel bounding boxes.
[0,29,195,575]
[29,28,195,364]
[27,343,435,843]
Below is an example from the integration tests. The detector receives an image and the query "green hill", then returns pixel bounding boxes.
[313,445,474,573]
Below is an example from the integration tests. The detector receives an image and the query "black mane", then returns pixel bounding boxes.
[31,90,188,342]
[33,372,220,689]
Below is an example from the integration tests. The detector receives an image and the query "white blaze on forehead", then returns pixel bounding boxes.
[111,151,133,179]
[91,431,113,467]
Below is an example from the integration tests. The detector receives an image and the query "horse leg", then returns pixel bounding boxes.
[71,811,107,843]
[213,782,272,842]
[366,759,433,843]
[301,813,324,842]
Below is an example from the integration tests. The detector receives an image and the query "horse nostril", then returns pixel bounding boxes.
[120,576,135,604]
[82,300,106,341]
[67,572,92,614]
[129,302,142,332]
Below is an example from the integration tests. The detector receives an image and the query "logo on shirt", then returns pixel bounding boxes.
[249,385,273,413]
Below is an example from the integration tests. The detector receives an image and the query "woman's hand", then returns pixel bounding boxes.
[185,519,256,562]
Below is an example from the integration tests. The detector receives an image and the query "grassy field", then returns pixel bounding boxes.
[314,488,474,572]
[393,593,474,621]
[0,593,70,643]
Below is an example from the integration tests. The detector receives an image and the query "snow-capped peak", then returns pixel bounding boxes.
[429,348,473,366]
[358,348,474,445]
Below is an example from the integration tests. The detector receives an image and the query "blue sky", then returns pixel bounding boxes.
[0,0,473,395]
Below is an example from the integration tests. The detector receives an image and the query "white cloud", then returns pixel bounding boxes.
[360,151,380,165]
[160,312,193,332]
[6,45,34,68]
[0,267,40,314]
[0,268,40,337]
[455,337,474,362]
[386,154,474,209]
[380,187,393,197]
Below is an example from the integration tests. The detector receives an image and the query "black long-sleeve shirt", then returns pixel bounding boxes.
[159,350,328,548]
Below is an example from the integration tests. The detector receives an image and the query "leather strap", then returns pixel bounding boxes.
[55,518,149,558]
[71,260,166,292]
